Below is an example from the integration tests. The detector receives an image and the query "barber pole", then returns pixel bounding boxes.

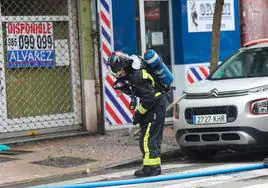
[98,0,134,126]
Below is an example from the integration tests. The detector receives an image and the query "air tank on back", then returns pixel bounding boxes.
[143,49,174,86]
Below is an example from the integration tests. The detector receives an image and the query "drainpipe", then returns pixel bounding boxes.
[91,0,105,135]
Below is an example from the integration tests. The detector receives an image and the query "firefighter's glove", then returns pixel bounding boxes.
[113,79,132,95]
[133,110,143,125]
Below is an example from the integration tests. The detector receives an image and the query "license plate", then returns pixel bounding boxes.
[193,114,227,125]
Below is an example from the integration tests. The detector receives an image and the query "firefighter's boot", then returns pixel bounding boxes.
[134,165,161,177]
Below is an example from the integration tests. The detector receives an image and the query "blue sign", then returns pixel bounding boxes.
[7,50,54,68]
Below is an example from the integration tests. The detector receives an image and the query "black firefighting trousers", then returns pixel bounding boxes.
[139,94,169,166]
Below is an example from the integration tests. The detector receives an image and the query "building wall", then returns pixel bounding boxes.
[173,0,241,96]
[112,0,137,55]
[240,0,268,45]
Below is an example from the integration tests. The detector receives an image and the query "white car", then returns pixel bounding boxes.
[173,39,268,159]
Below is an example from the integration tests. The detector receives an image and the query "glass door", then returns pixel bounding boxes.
[136,0,173,118]
[144,0,171,70]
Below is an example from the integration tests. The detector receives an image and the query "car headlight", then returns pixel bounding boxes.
[250,98,268,114]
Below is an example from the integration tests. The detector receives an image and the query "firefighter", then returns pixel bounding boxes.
[108,51,169,177]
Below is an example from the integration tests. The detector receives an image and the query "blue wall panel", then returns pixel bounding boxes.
[171,0,184,65]
[173,0,240,65]
[112,0,137,55]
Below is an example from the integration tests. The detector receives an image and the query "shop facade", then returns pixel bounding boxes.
[0,0,83,140]
[2,0,265,139]
[99,0,241,128]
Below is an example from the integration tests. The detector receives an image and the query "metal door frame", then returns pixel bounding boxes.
[0,0,82,138]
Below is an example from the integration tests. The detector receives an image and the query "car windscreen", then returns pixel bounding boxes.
[210,47,268,80]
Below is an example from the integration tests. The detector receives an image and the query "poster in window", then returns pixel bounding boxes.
[151,32,164,46]
[6,22,54,68]
[187,0,235,33]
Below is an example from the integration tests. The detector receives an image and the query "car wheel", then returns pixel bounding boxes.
[183,148,218,160]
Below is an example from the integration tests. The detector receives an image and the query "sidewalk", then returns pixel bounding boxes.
[0,126,179,186]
